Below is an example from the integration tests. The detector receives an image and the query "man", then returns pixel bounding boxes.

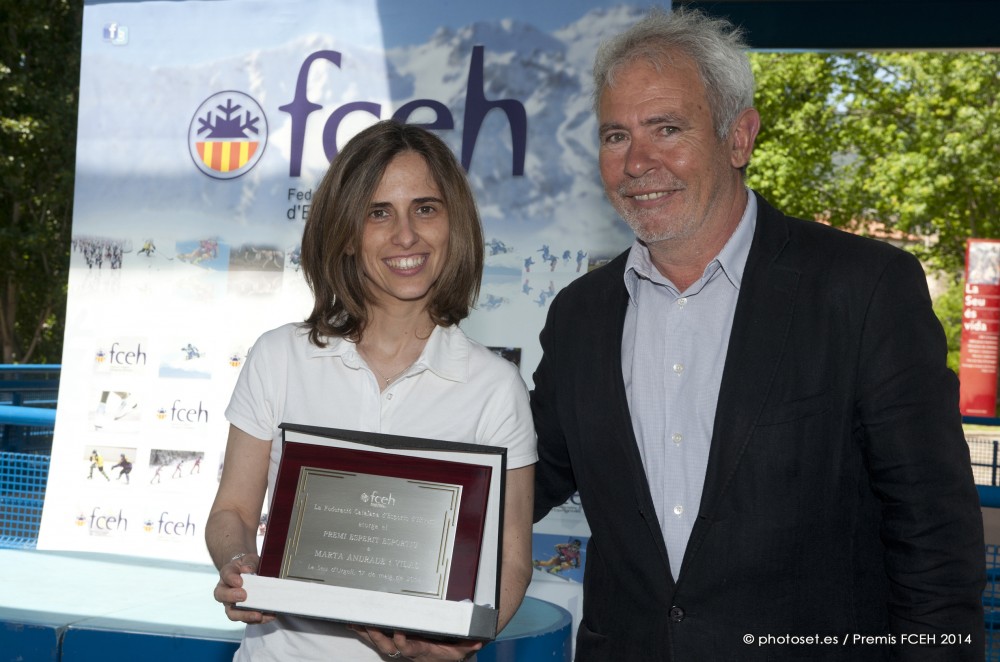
[531,9,985,661]
[88,450,110,481]
[111,453,132,484]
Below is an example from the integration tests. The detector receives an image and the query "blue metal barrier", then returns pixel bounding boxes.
[970,418,1000,660]
[982,486,1000,509]
[0,406,56,454]
[987,545,1000,661]
[0,366,59,547]
[0,364,60,407]
[0,452,50,548]
[0,365,59,453]
[0,405,56,427]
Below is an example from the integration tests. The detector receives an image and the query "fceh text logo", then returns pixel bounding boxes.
[95,340,148,372]
[82,506,129,537]
[156,398,210,426]
[189,45,526,180]
[145,511,198,538]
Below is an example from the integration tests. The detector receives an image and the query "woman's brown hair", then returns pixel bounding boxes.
[300,120,484,345]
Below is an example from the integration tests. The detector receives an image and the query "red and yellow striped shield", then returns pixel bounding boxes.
[195,141,260,173]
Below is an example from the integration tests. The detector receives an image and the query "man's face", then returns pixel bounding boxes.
[597,54,750,246]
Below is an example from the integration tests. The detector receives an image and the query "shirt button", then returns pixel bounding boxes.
[669,606,685,622]
[672,363,684,374]
[673,504,683,516]
[386,393,393,400]
[676,297,688,307]
[671,432,682,445]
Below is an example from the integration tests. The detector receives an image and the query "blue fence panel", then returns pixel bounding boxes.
[0,452,50,548]
[0,365,59,453]
[0,364,60,408]
[969,419,1000,659]
[0,366,61,543]
[987,545,1000,660]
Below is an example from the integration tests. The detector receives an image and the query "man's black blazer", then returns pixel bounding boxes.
[531,193,985,661]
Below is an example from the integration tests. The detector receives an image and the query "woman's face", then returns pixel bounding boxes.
[360,151,450,311]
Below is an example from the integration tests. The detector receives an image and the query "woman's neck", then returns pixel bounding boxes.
[356,308,436,390]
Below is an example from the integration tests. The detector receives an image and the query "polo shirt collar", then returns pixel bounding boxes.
[417,325,468,383]
[305,323,468,383]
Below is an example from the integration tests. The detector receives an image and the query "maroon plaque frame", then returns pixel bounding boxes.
[259,427,496,602]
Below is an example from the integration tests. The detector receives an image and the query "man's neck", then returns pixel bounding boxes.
[646,187,749,291]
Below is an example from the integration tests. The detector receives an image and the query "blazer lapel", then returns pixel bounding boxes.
[683,195,800,567]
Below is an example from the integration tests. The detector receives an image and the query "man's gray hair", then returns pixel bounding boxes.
[592,7,755,139]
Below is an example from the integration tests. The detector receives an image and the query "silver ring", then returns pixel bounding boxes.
[388,652,402,659]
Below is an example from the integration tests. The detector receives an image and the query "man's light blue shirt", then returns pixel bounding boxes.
[621,192,757,580]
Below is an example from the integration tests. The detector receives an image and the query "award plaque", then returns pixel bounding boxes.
[237,424,507,640]
[279,468,462,599]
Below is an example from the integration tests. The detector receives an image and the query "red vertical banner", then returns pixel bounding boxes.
[959,239,1000,416]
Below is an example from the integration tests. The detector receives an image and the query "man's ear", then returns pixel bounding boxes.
[729,107,760,170]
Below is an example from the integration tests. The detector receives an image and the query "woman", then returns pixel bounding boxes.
[205,120,536,661]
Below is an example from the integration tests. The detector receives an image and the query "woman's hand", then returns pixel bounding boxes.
[206,426,273,625]
[212,553,276,625]
[350,625,483,661]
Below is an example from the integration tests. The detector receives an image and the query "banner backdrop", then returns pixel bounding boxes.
[39,0,659,632]
[960,238,1000,416]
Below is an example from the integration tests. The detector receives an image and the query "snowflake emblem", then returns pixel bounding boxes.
[188,90,267,180]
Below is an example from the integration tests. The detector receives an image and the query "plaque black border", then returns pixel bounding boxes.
[259,423,506,607]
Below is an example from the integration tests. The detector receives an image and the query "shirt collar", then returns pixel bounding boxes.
[304,323,468,383]
[417,325,468,383]
[716,190,757,289]
[624,189,757,301]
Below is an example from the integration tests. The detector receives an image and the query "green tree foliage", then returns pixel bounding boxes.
[749,52,999,382]
[749,51,1000,274]
[747,53,851,222]
[0,0,82,363]
[931,274,965,374]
